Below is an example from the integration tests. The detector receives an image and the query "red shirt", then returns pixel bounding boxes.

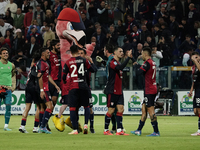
[49,51,61,81]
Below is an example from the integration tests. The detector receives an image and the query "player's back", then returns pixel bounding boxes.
[26,63,38,87]
[63,56,93,90]
[144,59,157,94]
[49,51,61,81]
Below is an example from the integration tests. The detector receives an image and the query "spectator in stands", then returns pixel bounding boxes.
[129,25,141,48]
[106,24,118,46]
[179,17,190,43]
[97,0,112,30]
[21,0,30,15]
[11,49,27,68]
[43,24,55,47]
[29,0,39,12]
[116,19,126,47]
[155,6,169,24]
[27,26,43,46]
[179,34,196,55]
[81,12,90,29]
[194,21,200,47]
[168,2,182,24]
[3,10,13,25]
[4,29,13,49]
[169,14,179,49]
[45,9,55,25]
[140,24,151,44]
[65,0,76,8]
[16,65,28,90]
[0,19,13,37]
[187,3,198,28]
[5,0,17,18]
[76,0,89,12]
[144,35,154,48]
[13,29,25,55]
[41,0,51,14]
[153,24,162,44]
[13,8,24,29]
[156,0,169,11]
[125,14,137,36]
[161,22,172,45]
[88,1,98,23]
[182,48,193,66]
[24,6,33,37]
[0,37,11,55]
[27,20,40,35]
[133,43,143,62]
[136,0,149,20]
[85,22,95,44]
[94,22,106,35]
[124,0,134,16]
[92,27,106,57]
[33,4,45,27]
[45,39,51,49]
[0,0,9,18]
[53,0,63,18]
[195,44,200,54]
[121,36,132,54]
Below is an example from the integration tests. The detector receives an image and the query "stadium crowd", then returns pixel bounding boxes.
[0,0,200,90]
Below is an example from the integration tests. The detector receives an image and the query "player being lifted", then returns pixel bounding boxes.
[78,48,96,133]
[189,52,200,136]
[37,48,60,134]
[104,46,132,135]
[131,47,160,136]
[62,45,97,134]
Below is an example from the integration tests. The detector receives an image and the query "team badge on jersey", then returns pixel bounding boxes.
[114,61,117,65]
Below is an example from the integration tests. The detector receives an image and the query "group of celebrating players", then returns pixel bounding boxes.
[1,37,200,136]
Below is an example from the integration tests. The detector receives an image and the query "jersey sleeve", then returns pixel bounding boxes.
[110,57,130,71]
[36,61,45,74]
[62,63,69,82]
[137,61,150,75]
[86,59,97,73]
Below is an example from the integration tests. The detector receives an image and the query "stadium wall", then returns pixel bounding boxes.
[0,91,194,115]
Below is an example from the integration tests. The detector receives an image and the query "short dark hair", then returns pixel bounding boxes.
[186,34,191,38]
[20,65,26,72]
[70,44,78,54]
[51,39,60,47]
[0,47,9,54]
[105,44,114,53]
[40,47,49,55]
[29,6,33,9]
[192,51,199,56]
[113,46,120,52]
[143,47,152,56]
[78,48,86,54]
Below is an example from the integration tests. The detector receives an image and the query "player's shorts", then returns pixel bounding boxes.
[25,86,40,104]
[193,89,200,108]
[107,93,124,108]
[0,90,12,106]
[88,89,93,108]
[68,89,89,107]
[49,80,60,97]
[40,91,52,103]
[60,95,69,105]
[143,94,156,107]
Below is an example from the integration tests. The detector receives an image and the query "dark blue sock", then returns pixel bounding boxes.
[105,112,111,130]
[70,107,78,130]
[41,109,52,128]
[34,119,39,127]
[151,121,159,133]
[39,111,44,127]
[90,112,94,129]
[84,107,90,124]
[198,117,200,129]
[116,112,123,129]
[137,120,145,131]
[21,118,26,126]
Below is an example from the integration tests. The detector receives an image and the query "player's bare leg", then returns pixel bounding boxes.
[52,96,58,108]
[19,103,31,133]
[58,105,68,118]
[131,103,147,136]
[191,108,200,136]
[115,105,129,135]
[146,106,160,136]
[104,107,115,135]
[33,105,40,133]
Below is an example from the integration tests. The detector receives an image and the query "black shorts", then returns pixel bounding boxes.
[68,89,89,107]
[143,94,156,107]
[107,93,124,108]
[49,80,60,97]
[40,91,52,103]
[25,86,40,104]
[88,89,93,108]
[193,89,200,108]
[60,95,69,105]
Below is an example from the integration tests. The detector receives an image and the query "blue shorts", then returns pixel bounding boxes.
[0,90,12,106]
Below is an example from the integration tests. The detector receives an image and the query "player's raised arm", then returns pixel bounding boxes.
[85,57,97,73]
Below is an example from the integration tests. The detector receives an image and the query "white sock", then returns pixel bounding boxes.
[21,125,25,129]
[104,129,108,132]
[198,129,200,133]
[4,124,8,128]
[117,128,122,133]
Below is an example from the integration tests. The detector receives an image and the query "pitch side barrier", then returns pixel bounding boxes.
[0,90,194,115]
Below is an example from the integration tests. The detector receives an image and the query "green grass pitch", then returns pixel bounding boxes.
[0,115,199,150]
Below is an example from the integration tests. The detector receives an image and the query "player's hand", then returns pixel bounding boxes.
[86,55,93,63]
[55,85,60,93]
[191,55,198,61]
[40,91,46,99]
[188,91,193,97]
[96,56,103,63]
[133,62,138,66]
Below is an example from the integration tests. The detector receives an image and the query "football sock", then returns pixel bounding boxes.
[84,107,90,124]
[70,107,78,130]
[111,112,116,130]
[198,114,200,130]
[105,112,112,130]
[39,111,44,127]
[137,120,145,131]
[21,118,26,126]
[90,112,94,129]
[5,105,11,124]
[34,118,39,127]
[41,109,52,128]
[116,112,123,129]
[151,121,159,133]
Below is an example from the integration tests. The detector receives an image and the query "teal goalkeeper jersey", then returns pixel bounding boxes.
[106,54,114,79]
